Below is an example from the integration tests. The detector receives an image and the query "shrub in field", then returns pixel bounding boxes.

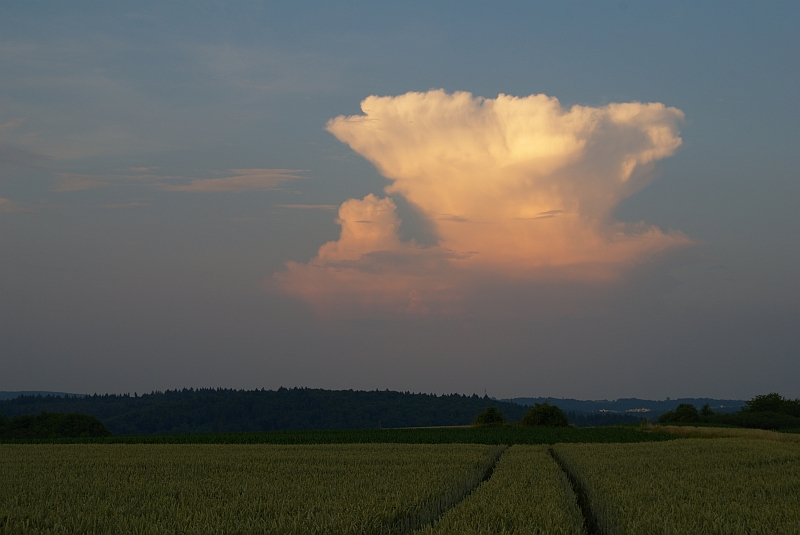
[522,402,569,427]
[473,406,505,426]
[658,403,700,423]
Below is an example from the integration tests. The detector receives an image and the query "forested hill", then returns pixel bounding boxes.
[0,388,528,435]
[0,391,83,401]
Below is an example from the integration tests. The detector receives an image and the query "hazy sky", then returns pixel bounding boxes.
[1,2,798,400]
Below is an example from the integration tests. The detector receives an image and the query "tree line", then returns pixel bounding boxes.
[3,388,790,436]
[0,412,111,439]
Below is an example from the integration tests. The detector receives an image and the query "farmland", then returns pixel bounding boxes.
[0,444,501,534]
[421,445,584,535]
[0,424,671,445]
[553,438,800,534]
[2,436,798,534]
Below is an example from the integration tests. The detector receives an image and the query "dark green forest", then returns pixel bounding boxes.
[0,388,532,435]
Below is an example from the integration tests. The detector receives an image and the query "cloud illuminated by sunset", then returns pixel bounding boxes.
[276,90,692,313]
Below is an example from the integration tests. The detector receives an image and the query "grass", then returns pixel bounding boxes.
[0,424,673,445]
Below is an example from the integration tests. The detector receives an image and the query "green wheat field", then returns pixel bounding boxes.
[1,435,798,534]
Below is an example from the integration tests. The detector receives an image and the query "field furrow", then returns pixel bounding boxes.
[417,445,585,535]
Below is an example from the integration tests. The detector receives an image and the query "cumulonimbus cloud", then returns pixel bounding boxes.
[275,90,692,314]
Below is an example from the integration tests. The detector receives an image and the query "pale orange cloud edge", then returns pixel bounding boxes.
[274,90,693,315]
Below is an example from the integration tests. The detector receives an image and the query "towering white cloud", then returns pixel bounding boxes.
[276,90,691,313]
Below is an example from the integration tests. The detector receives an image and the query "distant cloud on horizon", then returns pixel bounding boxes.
[275,90,692,314]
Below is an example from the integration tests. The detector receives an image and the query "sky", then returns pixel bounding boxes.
[0,2,798,400]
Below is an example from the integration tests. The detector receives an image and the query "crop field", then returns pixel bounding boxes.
[553,438,800,535]
[420,445,584,535]
[651,423,800,443]
[0,425,671,445]
[0,443,502,534]
[3,438,798,534]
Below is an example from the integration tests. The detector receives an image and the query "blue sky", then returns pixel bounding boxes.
[1,2,797,399]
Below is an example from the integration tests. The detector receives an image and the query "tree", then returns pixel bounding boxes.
[742,393,800,417]
[658,403,700,423]
[700,403,714,417]
[472,406,505,426]
[521,402,569,427]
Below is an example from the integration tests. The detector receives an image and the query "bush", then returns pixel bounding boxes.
[521,402,569,427]
[658,403,701,423]
[472,406,505,426]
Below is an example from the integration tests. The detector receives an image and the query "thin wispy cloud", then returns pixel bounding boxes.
[0,197,33,213]
[55,173,115,192]
[54,169,305,193]
[0,144,41,169]
[101,202,152,209]
[0,118,43,169]
[0,118,25,131]
[275,204,339,210]
[276,90,692,314]
[55,168,170,191]
[160,169,304,192]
